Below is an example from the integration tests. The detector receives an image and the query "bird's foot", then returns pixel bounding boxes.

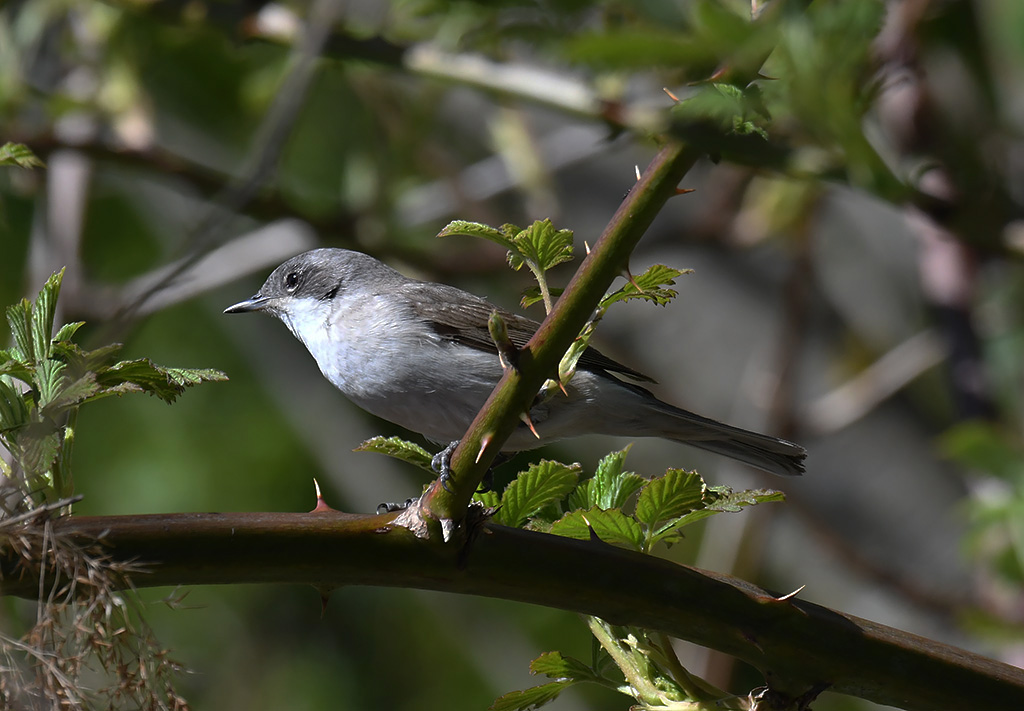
[431,440,460,492]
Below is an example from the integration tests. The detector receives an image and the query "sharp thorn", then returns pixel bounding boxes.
[774,585,806,602]
[311,478,335,513]
[663,87,680,102]
[624,266,643,293]
[519,412,541,440]
[476,434,492,464]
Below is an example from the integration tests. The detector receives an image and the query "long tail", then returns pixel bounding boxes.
[649,401,806,476]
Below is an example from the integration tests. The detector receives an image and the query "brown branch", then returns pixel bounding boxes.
[1,511,1022,711]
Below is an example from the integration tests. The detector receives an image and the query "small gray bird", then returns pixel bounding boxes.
[225,248,805,476]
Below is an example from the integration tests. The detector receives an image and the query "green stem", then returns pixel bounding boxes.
[587,616,665,706]
[527,261,554,314]
[424,140,700,520]
[651,632,728,704]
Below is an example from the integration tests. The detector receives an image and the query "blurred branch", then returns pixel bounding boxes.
[1,510,1022,711]
[109,0,345,329]
[799,329,945,435]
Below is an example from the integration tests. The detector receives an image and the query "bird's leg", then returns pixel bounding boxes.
[431,441,509,493]
[431,439,461,492]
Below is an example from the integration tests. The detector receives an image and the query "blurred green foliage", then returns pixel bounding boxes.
[2,0,1024,709]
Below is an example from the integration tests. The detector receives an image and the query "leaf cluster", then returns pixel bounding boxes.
[477,446,782,555]
[0,271,226,507]
[438,217,689,396]
[470,446,781,711]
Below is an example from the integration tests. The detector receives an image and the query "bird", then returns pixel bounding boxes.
[224,248,805,477]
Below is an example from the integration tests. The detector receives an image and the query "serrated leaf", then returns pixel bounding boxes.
[649,487,785,548]
[354,436,435,473]
[94,360,225,404]
[549,508,644,551]
[52,321,85,343]
[437,220,515,250]
[705,486,785,512]
[6,300,33,365]
[0,142,45,168]
[530,651,599,682]
[40,373,101,415]
[507,219,574,274]
[0,354,33,383]
[600,265,690,309]
[497,460,581,528]
[164,366,228,388]
[0,376,30,429]
[31,270,63,362]
[52,341,124,374]
[473,489,501,509]
[489,680,572,711]
[568,446,645,511]
[34,359,67,409]
[635,469,705,527]
[15,422,60,479]
[520,286,564,310]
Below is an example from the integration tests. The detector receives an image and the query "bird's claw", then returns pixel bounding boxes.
[431,440,460,492]
[376,497,417,515]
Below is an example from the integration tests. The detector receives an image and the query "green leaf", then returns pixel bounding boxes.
[649,487,785,548]
[6,299,33,365]
[704,486,785,512]
[0,142,45,168]
[40,373,101,415]
[530,651,600,682]
[507,219,574,274]
[354,436,435,473]
[14,422,61,479]
[94,360,226,404]
[473,489,501,509]
[497,460,581,528]
[635,469,705,527]
[0,354,33,383]
[600,265,690,309]
[52,341,124,374]
[52,321,85,343]
[568,446,645,511]
[0,376,30,430]
[34,359,67,410]
[549,508,645,551]
[520,286,564,310]
[31,269,64,362]
[164,366,229,388]
[489,681,572,711]
[437,220,515,250]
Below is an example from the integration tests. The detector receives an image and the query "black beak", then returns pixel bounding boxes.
[224,294,271,314]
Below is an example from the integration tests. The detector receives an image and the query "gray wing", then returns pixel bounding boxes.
[403,282,655,383]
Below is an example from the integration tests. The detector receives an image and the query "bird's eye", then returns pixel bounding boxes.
[284,272,300,292]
